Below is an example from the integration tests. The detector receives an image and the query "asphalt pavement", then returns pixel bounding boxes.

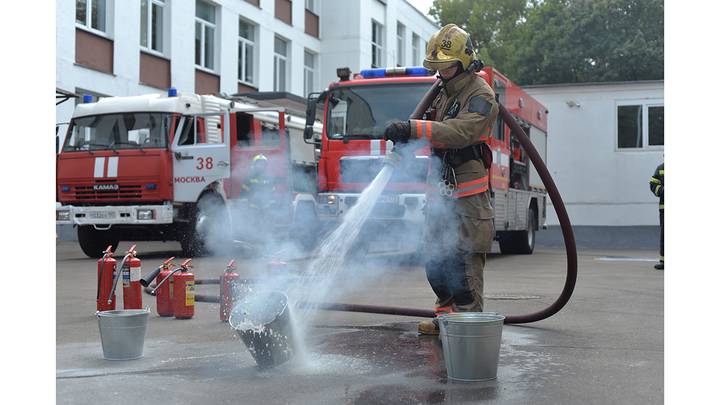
[56,238,663,404]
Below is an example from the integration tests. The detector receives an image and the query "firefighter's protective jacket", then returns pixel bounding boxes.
[649,163,664,210]
[240,175,276,210]
[409,71,499,201]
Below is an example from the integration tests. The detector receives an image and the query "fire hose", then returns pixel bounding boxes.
[142,77,576,325]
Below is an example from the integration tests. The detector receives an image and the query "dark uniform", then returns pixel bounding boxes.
[649,163,664,269]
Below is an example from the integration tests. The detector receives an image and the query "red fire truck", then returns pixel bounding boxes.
[56,89,316,258]
[299,66,549,254]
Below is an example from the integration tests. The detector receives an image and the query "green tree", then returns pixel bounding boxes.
[429,0,664,85]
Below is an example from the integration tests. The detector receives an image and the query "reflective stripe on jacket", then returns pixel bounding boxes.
[649,163,664,210]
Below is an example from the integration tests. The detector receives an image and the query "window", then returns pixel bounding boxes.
[616,101,664,149]
[412,33,420,65]
[195,0,216,70]
[238,19,256,85]
[304,50,316,97]
[371,20,383,68]
[76,0,107,33]
[64,113,172,151]
[274,37,289,92]
[305,0,317,13]
[396,23,405,67]
[140,0,165,53]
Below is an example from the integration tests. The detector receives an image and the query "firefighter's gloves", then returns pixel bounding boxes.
[384,121,411,144]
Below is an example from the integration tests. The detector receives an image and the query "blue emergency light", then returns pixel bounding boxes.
[82,95,93,103]
[168,87,177,97]
[145,183,157,190]
[359,66,431,78]
[61,185,71,192]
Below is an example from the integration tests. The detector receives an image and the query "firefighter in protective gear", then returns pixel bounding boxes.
[649,162,664,270]
[241,154,275,209]
[238,154,277,244]
[384,24,498,335]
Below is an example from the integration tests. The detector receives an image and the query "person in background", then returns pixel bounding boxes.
[649,162,664,270]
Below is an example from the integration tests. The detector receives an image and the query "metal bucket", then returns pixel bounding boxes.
[229,290,296,368]
[97,309,150,360]
[438,312,505,382]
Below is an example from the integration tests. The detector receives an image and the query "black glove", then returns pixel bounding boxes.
[383,121,411,143]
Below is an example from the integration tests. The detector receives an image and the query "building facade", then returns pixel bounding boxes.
[525,81,664,226]
[56,0,438,137]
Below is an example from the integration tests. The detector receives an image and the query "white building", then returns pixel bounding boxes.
[56,0,438,136]
[525,81,664,226]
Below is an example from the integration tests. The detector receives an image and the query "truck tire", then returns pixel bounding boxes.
[498,208,536,255]
[78,226,119,258]
[181,193,229,257]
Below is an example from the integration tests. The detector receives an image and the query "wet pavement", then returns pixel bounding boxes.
[56,240,663,404]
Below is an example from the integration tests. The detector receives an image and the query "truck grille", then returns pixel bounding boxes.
[340,157,429,184]
[74,184,143,200]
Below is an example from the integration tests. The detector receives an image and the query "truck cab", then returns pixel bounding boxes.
[56,89,298,257]
[301,66,548,254]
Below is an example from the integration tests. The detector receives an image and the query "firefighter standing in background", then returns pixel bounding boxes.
[239,154,277,243]
[384,24,498,335]
[649,162,664,270]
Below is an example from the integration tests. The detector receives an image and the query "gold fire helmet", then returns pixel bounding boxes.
[423,24,478,71]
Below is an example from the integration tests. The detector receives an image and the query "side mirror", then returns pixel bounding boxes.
[303,126,314,141]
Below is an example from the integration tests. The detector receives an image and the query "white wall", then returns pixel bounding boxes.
[525,81,664,226]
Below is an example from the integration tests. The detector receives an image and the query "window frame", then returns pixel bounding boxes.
[305,0,317,14]
[615,99,664,151]
[396,22,405,67]
[273,36,290,92]
[412,33,420,66]
[238,18,257,86]
[371,20,384,68]
[303,49,317,97]
[76,0,112,38]
[195,0,218,72]
[140,0,168,56]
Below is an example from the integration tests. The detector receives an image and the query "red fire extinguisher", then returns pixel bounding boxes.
[106,244,137,308]
[97,246,117,312]
[220,259,239,322]
[173,259,195,319]
[142,256,176,317]
[122,247,143,309]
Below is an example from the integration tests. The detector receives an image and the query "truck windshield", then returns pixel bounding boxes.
[63,112,172,151]
[326,83,431,140]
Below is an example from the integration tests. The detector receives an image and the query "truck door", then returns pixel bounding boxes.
[171,112,231,202]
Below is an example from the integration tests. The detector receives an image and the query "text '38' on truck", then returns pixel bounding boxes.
[56,89,318,258]
[300,66,549,254]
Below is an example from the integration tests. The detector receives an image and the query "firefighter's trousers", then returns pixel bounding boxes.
[423,192,495,312]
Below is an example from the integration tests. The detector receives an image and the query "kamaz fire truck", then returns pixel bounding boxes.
[56,89,318,258]
[299,66,549,254]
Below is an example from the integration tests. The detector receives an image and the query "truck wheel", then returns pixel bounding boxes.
[181,193,229,257]
[77,226,119,258]
[498,208,536,255]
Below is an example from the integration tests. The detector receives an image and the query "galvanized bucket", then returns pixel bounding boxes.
[438,312,505,382]
[229,290,296,369]
[97,309,150,360]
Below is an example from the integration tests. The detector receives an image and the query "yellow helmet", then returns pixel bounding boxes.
[423,24,478,71]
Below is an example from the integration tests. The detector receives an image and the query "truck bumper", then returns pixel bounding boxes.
[55,204,174,226]
[315,192,426,225]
